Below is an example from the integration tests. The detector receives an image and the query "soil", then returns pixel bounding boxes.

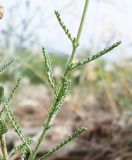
[6,85,132,160]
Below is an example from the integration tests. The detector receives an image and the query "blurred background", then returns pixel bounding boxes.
[0,0,132,160]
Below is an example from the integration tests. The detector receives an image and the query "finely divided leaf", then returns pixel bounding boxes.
[0,119,8,137]
[40,127,87,159]
[7,77,22,104]
[0,77,22,115]
[43,48,56,93]
[0,59,15,75]
[1,77,31,151]
[4,105,31,151]
[9,138,32,158]
[20,138,33,160]
[49,77,71,115]
[69,41,121,70]
[0,86,4,103]
[55,11,77,46]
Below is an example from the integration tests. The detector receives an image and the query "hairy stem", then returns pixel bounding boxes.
[0,135,8,160]
[29,1,89,159]
[68,0,90,64]
[29,116,52,160]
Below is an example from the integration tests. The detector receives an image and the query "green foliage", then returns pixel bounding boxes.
[4,105,31,150]
[40,127,86,159]
[0,76,32,158]
[7,77,22,104]
[20,52,67,84]
[20,138,32,160]
[0,119,8,137]
[0,0,121,159]
[9,138,32,158]
[0,86,4,103]
[0,77,22,115]
[42,48,57,93]
[55,11,78,47]
[68,41,121,71]
[29,1,121,159]
[48,77,71,116]
[0,59,15,75]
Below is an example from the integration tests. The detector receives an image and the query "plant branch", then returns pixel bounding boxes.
[28,117,52,160]
[0,135,8,160]
[40,127,86,159]
[29,1,89,159]
[68,0,90,64]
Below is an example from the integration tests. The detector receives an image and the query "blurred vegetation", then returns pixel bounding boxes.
[0,0,131,116]
[0,47,131,114]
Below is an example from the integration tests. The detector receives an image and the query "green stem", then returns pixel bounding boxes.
[29,1,89,159]
[0,135,8,160]
[68,0,90,64]
[29,115,53,160]
[29,129,47,160]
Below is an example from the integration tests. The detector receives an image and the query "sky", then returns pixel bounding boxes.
[0,0,132,61]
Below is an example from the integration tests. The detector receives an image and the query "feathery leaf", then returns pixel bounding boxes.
[0,59,15,75]
[0,119,8,137]
[40,127,87,159]
[0,77,22,115]
[55,11,78,47]
[0,86,4,103]
[9,138,32,158]
[42,48,56,93]
[4,105,31,151]
[7,77,22,104]
[0,77,30,150]
[69,41,121,70]
[20,138,32,160]
[48,77,71,115]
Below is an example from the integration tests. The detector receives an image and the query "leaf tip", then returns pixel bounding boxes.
[116,41,121,46]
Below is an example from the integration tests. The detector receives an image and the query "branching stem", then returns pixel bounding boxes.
[68,0,90,64]
[29,1,89,160]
